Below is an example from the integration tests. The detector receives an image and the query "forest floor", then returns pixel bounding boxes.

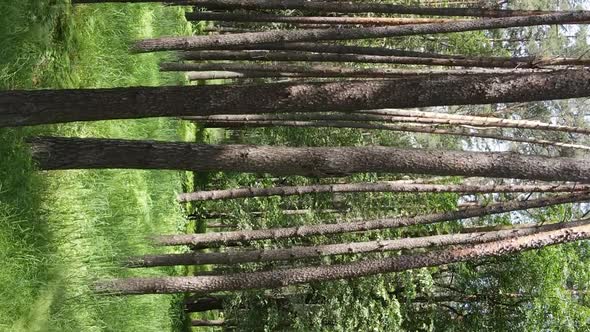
[0,1,203,331]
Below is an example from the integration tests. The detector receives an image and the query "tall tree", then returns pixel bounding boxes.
[155,193,590,248]
[177,182,590,202]
[133,12,590,51]
[4,69,590,127]
[96,221,590,294]
[126,220,588,267]
[29,137,590,182]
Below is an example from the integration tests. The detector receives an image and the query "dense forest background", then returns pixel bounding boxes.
[2,0,590,331]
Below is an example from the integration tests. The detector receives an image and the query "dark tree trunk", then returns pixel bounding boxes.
[155,193,590,248]
[126,219,588,267]
[191,319,225,326]
[29,137,590,183]
[186,11,464,25]
[179,50,584,69]
[5,69,590,127]
[185,296,224,312]
[78,0,564,18]
[96,222,590,294]
[133,13,590,52]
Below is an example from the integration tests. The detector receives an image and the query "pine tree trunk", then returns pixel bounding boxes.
[126,219,588,267]
[133,13,590,52]
[29,137,590,183]
[155,193,590,248]
[185,119,590,151]
[5,70,590,127]
[177,182,590,202]
[186,11,465,25]
[179,50,586,69]
[185,296,224,312]
[96,221,590,294]
[83,0,564,18]
[191,319,225,326]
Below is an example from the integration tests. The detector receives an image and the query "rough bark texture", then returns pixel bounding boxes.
[180,50,588,69]
[187,119,590,151]
[96,222,590,294]
[29,137,590,183]
[155,193,590,248]
[84,0,566,17]
[133,13,590,52]
[177,182,590,202]
[186,11,464,25]
[126,220,588,267]
[5,70,590,127]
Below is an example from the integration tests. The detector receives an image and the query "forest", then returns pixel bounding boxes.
[2,0,590,331]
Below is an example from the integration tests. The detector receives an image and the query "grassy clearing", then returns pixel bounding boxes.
[0,1,197,331]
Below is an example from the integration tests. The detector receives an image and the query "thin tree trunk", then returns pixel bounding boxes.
[29,137,590,183]
[126,219,588,267]
[5,70,590,127]
[133,13,590,52]
[96,221,590,294]
[177,182,590,202]
[185,296,224,312]
[192,319,225,326]
[186,11,466,25]
[154,193,590,248]
[187,119,590,151]
[85,0,566,18]
[179,50,588,69]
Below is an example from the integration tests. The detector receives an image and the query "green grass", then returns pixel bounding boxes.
[0,1,197,331]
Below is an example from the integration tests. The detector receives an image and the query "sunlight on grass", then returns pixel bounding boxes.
[0,1,195,331]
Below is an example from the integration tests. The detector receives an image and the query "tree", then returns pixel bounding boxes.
[5,69,590,127]
[95,221,590,294]
[126,219,588,267]
[179,50,590,69]
[177,182,590,202]
[133,12,590,52]
[29,137,590,182]
[155,193,589,248]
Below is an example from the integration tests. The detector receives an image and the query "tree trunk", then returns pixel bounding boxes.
[29,137,590,183]
[155,193,590,248]
[83,0,566,18]
[178,182,590,202]
[186,11,466,26]
[96,221,590,294]
[133,13,590,52]
[126,219,588,267]
[191,319,225,326]
[179,50,587,69]
[5,70,590,127]
[185,296,224,312]
[186,119,590,151]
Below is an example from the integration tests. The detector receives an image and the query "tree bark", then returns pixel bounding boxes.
[5,70,590,127]
[191,319,225,326]
[187,119,590,151]
[155,193,590,248]
[126,219,588,267]
[96,221,590,294]
[83,0,565,18]
[185,296,224,312]
[133,12,590,52]
[186,11,466,25]
[177,182,590,202]
[29,137,590,183]
[179,50,589,69]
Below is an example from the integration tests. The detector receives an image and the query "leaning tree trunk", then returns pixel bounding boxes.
[83,0,566,17]
[187,119,590,151]
[96,222,590,294]
[179,50,588,69]
[186,11,466,25]
[177,182,590,202]
[154,193,590,248]
[5,69,590,127]
[133,12,590,52]
[29,137,590,183]
[126,219,588,267]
